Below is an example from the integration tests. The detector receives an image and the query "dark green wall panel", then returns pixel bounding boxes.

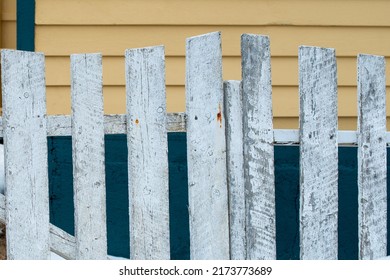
[48,135,389,259]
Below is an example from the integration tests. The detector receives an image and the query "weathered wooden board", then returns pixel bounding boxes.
[43,113,186,136]
[125,46,170,259]
[224,80,246,260]
[71,53,107,259]
[241,34,276,260]
[357,54,387,260]
[49,224,76,260]
[299,46,338,260]
[1,50,50,259]
[0,194,5,224]
[186,32,230,260]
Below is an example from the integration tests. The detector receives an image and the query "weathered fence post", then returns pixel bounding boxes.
[357,54,387,260]
[1,50,50,259]
[241,34,276,260]
[125,46,170,260]
[224,80,246,260]
[299,46,338,260]
[186,32,229,260]
[71,53,107,259]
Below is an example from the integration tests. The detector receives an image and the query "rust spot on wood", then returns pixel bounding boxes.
[217,104,222,128]
[135,119,139,125]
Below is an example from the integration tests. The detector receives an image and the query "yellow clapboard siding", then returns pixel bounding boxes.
[36,0,390,27]
[2,0,16,21]
[45,56,390,87]
[35,26,390,57]
[46,86,186,115]
[46,85,384,117]
[1,21,16,50]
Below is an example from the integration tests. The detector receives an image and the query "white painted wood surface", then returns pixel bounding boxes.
[186,32,230,260]
[41,113,186,137]
[0,194,5,224]
[71,53,107,259]
[357,54,387,260]
[49,224,76,260]
[224,80,246,260]
[125,46,170,260]
[241,34,276,260]
[299,46,338,260]
[1,50,50,259]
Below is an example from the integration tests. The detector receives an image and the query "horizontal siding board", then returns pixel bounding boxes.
[36,0,390,27]
[45,56,390,87]
[44,85,390,117]
[35,26,390,57]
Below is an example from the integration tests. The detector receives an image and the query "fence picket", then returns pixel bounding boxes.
[299,46,338,260]
[357,54,387,260]
[224,80,246,260]
[186,32,229,260]
[1,50,50,259]
[71,53,107,259]
[125,46,170,260]
[241,34,276,260]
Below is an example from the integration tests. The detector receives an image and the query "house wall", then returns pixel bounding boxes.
[0,0,16,110]
[34,0,390,129]
[1,0,16,50]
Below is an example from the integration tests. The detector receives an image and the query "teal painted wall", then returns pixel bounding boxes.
[47,135,390,259]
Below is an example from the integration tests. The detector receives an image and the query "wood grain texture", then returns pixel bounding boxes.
[44,113,186,136]
[49,224,76,260]
[71,53,107,259]
[1,50,50,259]
[241,34,276,260]
[299,46,338,260]
[0,194,5,224]
[125,46,170,260]
[186,32,229,260]
[224,80,246,260]
[357,54,387,260]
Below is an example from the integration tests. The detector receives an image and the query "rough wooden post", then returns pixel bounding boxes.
[186,32,229,260]
[224,80,246,260]
[1,50,50,259]
[71,53,107,259]
[125,46,170,260]
[241,34,276,260]
[357,54,387,260]
[299,46,338,260]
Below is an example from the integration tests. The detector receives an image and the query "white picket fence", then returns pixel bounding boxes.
[0,32,388,260]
